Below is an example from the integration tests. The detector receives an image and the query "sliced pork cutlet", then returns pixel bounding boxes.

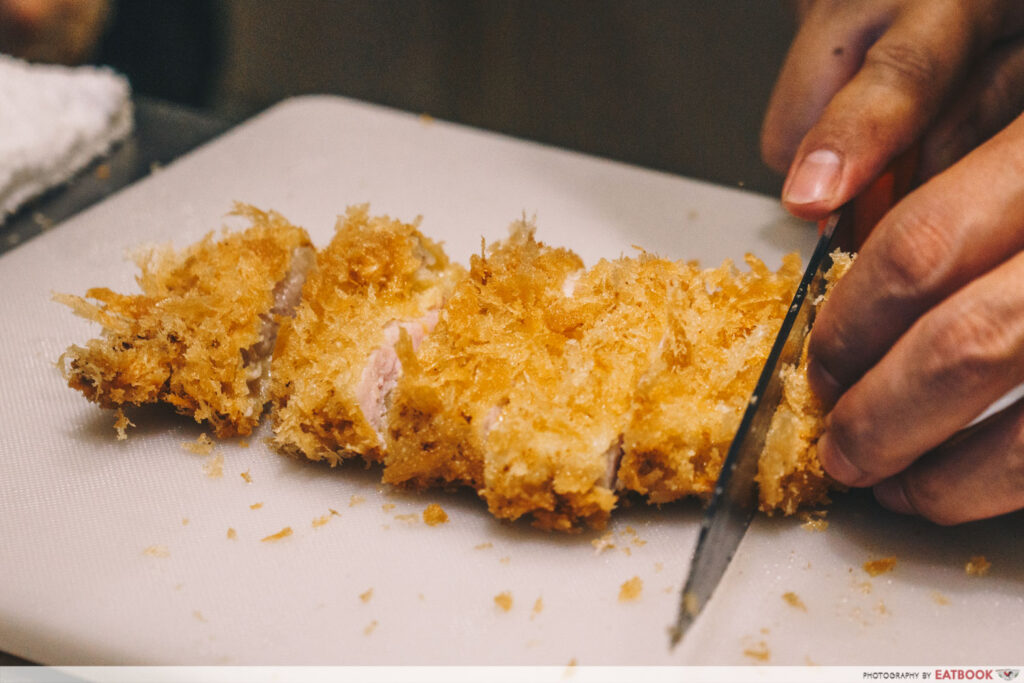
[269,205,465,465]
[383,220,583,492]
[618,252,803,505]
[56,204,315,438]
[481,254,687,531]
[757,251,853,514]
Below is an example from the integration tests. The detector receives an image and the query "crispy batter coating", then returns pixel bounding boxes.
[269,205,464,464]
[482,254,686,531]
[383,220,584,491]
[618,252,804,505]
[757,251,853,513]
[56,204,313,437]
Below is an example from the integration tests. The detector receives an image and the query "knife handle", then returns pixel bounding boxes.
[819,144,919,250]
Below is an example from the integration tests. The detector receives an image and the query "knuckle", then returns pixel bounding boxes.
[864,40,941,93]
[918,302,1015,391]
[874,207,954,300]
[902,472,963,525]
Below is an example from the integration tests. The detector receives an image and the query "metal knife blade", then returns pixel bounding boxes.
[669,205,852,647]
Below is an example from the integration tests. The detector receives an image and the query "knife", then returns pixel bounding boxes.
[668,149,918,648]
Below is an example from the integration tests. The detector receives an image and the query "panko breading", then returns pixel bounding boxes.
[56,204,314,437]
[481,254,686,531]
[269,205,464,464]
[757,251,853,513]
[383,220,584,491]
[618,252,803,506]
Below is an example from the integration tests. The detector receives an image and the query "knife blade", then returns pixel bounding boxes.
[668,205,851,647]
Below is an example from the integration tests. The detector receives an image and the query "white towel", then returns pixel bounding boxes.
[0,54,133,222]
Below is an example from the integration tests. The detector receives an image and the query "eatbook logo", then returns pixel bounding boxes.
[997,671,1020,682]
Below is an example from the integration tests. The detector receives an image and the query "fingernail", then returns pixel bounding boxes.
[784,149,842,205]
[807,355,843,408]
[873,478,916,515]
[817,431,869,486]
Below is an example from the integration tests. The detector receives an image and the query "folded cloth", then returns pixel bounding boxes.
[0,54,133,222]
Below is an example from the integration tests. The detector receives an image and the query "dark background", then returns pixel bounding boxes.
[95,1,797,196]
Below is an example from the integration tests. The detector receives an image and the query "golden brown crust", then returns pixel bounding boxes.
[756,250,854,513]
[269,204,464,465]
[619,252,805,506]
[56,204,313,437]
[383,220,584,492]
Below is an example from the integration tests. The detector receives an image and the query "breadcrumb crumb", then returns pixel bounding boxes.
[364,620,378,635]
[143,544,169,558]
[618,576,643,602]
[113,408,134,440]
[966,555,991,576]
[249,502,263,510]
[359,588,373,603]
[226,527,237,540]
[931,591,950,606]
[423,503,449,526]
[743,641,771,662]
[183,433,215,455]
[782,591,807,611]
[312,514,331,528]
[494,591,513,611]
[261,526,292,542]
[474,542,493,550]
[240,470,252,483]
[531,597,544,619]
[349,495,365,507]
[202,453,223,479]
[799,510,829,531]
[863,556,897,576]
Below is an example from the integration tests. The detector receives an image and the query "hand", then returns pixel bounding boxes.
[762,0,1024,524]
[0,0,109,64]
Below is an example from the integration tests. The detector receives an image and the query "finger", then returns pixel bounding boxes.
[817,249,1024,487]
[873,396,1024,524]
[781,0,1022,220]
[761,0,902,173]
[808,110,1024,406]
[919,37,1024,179]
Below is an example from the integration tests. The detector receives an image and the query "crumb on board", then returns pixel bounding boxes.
[202,453,224,479]
[261,526,292,543]
[95,163,111,179]
[360,588,373,603]
[312,514,331,528]
[364,620,378,635]
[143,544,169,558]
[240,470,253,483]
[499,556,511,564]
[874,601,890,616]
[966,555,991,577]
[249,502,263,510]
[181,518,189,526]
[931,591,950,606]
[226,527,237,540]
[192,610,207,623]
[238,439,249,448]
[743,641,771,662]
[855,581,872,594]
[349,495,365,507]
[782,591,807,611]
[328,508,341,517]
[863,556,897,576]
[531,597,544,619]
[474,542,493,550]
[113,408,134,440]
[395,513,418,523]
[183,433,215,455]
[423,503,449,526]
[494,591,513,612]
[654,562,664,573]
[799,509,829,532]
[592,532,615,554]
[382,503,396,512]
[618,576,643,602]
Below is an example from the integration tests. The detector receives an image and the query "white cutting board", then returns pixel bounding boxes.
[0,96,1019,666]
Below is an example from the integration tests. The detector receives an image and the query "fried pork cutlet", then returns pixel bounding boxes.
[481,254,692,531]
[617,252,805,507]
[269,205,465,465]
[383,220,584,492]
[757,251,854,513]
[56,204,315,437]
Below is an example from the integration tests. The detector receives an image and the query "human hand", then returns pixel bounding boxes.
[761,0,1024,523]
[0,0,109,64]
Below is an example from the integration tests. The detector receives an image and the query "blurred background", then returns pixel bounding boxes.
[2,0,797,196]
